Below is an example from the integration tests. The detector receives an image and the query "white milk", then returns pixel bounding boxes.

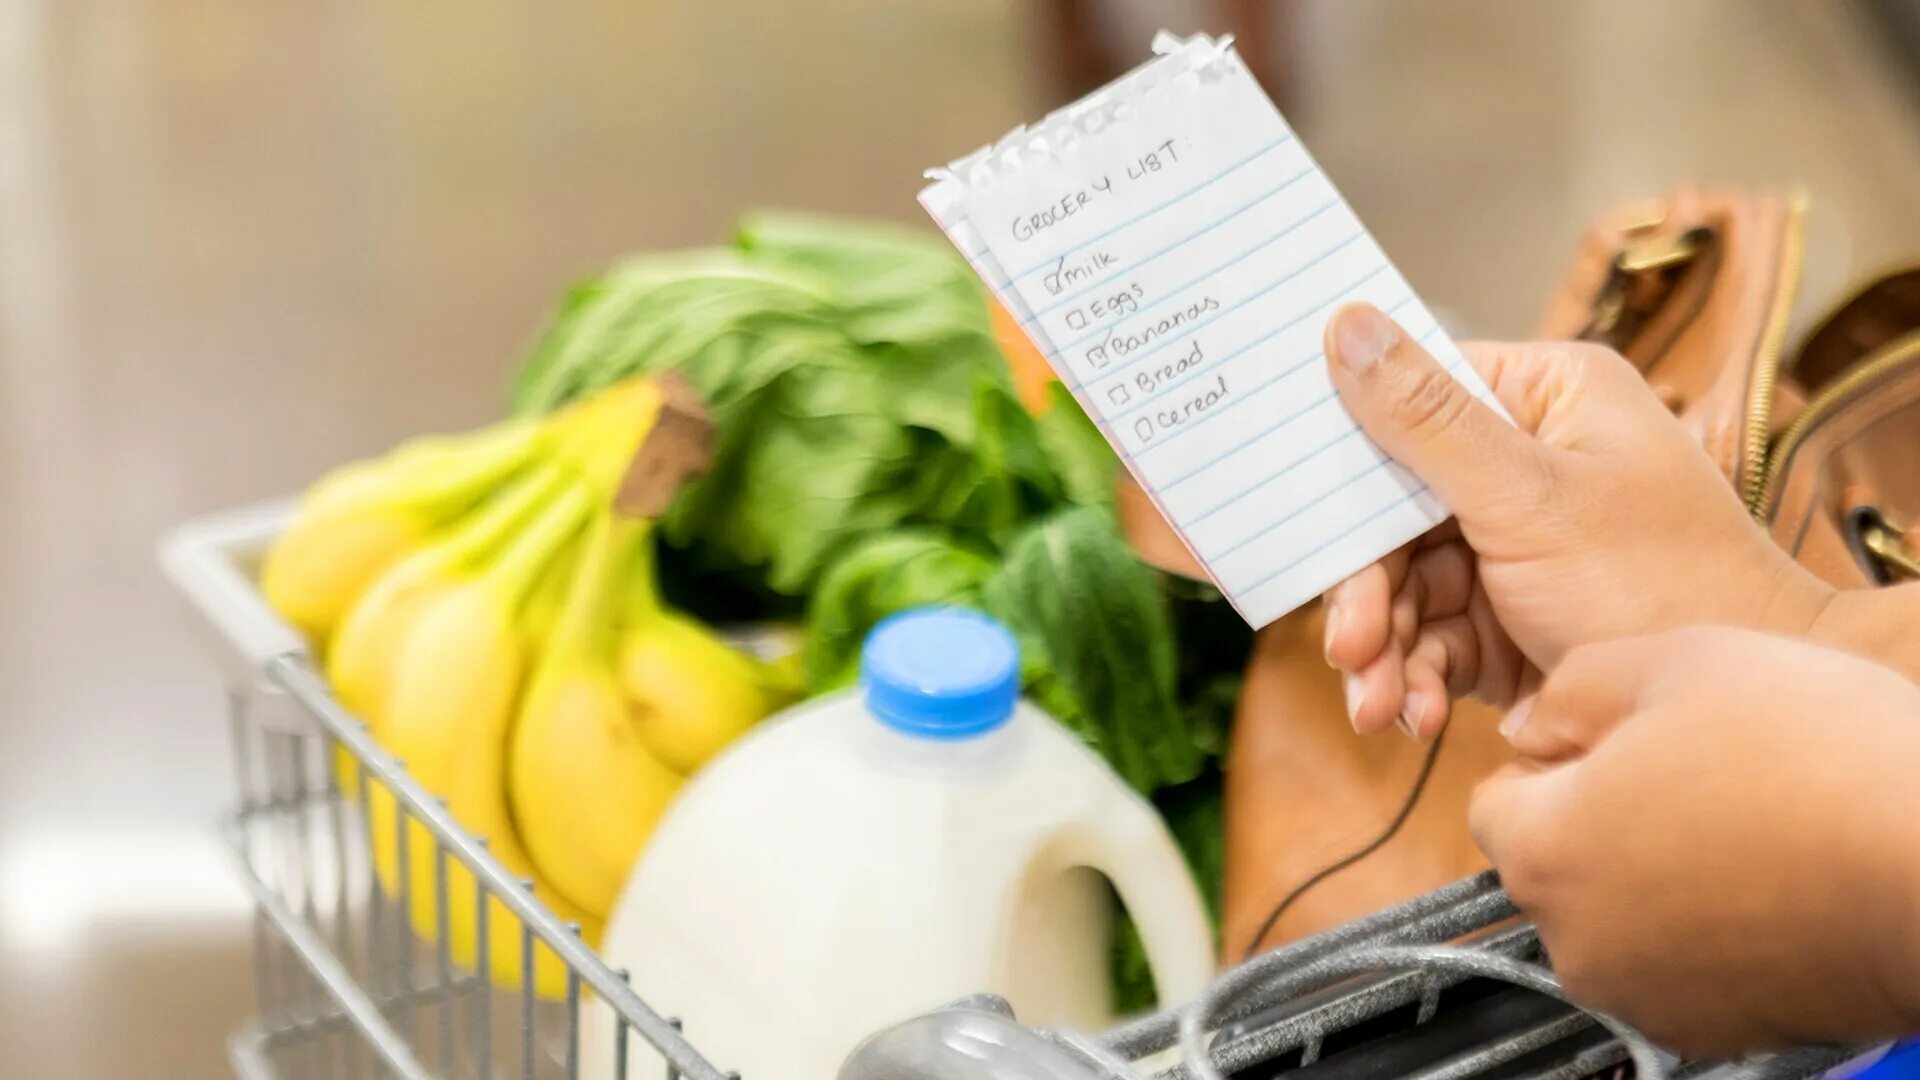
[589,608,1213,1079]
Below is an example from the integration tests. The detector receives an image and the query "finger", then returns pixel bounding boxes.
[1503,636,1656,761]
[1465,586,1527,705]
[1386,543,1476,689]
[1401,615,1483,738]
[1466,759,1577,888]
[1346,635,1409,737]
[1325,304,1547,521]
[1391,541,1477,648]
[1323,546,1411,671]
[1412,616,1483,695]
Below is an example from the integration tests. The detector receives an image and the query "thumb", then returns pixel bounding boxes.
[1325,303,1545,521]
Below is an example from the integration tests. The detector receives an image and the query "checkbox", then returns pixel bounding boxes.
[1108,384,1132,406]
[1134,418,1155,443]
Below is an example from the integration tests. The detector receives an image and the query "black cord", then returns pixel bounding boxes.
[1239,726,1449,963]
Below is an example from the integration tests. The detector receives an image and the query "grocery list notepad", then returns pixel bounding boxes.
[921,33,1503,628]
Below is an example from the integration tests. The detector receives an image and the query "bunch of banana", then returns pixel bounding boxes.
[260,374,799,999]
[509,510,802,921]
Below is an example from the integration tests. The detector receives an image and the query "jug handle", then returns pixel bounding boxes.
[1055,796,1216,1007]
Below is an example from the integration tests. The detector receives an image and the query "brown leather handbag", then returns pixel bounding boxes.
[1119,185,1920,963]
[1541,186,1920,587]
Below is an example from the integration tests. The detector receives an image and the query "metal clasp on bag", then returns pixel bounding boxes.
[1617,231,1706,274]
[1585,228,1711,347]
[1846,507,1920,583]
[1863,516,1920,580]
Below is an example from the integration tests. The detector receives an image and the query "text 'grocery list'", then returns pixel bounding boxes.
[920,33,1505,627]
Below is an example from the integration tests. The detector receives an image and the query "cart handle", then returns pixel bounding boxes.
[158,501,310,670]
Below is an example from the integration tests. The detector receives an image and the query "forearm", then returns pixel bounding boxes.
[1800,582,1920,1033]
[1806,582,1920,686]
[1860,738,1920,1038]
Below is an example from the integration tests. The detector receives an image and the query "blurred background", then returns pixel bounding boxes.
[4,1,1920,1075]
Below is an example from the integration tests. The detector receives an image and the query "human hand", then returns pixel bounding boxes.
[1318,303,1833,738]
[1470,627,1920,1055]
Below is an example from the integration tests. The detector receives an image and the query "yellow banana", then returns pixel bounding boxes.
[325,383,648,730]
[261,417,552,643]
[616,532,801,774]
[373,478,600,997]
[520,530,581,645]
[510,514,682,921]
[325,463,576,799]
[366,377,669,995]
[264,378,636,648]
[327,462,573,730]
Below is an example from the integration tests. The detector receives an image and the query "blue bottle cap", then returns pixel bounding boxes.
[860,608,1020,740]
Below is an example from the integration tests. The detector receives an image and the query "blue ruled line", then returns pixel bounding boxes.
[1233,482,1441,599]
[1107,274,1412,424]
[1002,135,1295,281]
[1210,456,1395,562]
[1080,234,1374,386]
[1143,311,1439,473]
[1186,427,1366,529]
[1030,174,1328,320]
[1067,225,1367,357]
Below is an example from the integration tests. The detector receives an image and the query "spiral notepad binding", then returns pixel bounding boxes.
[923,32,1239,194]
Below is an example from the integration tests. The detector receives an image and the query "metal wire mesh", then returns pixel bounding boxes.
[220,658,735,1080]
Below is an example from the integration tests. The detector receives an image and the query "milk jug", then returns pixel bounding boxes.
[591,607,1213,1079]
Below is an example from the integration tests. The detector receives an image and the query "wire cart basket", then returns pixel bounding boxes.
[163,502,1876,1080]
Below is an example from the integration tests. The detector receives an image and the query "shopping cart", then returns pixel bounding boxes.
[162,503,1873,1080]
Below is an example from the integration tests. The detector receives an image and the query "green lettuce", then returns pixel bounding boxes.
[803,531,997,689]
[511,221,1057,594]
[981,505,1203,794]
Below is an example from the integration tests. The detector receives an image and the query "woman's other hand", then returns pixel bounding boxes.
[1470,627,1920,1055]
[1318,303,1832,738]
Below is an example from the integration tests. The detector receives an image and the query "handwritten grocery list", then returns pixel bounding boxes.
[921,33,1504,628]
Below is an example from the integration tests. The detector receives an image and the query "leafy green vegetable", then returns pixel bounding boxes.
[981,505,1204,794]
[734,212,999,355]
[803,531,998,689]
[1033,382,1118,508]
[511,221,1056,594]
[1168,585,1256,761]
[1109,912,1158,1016]
[1155,770,1227,926]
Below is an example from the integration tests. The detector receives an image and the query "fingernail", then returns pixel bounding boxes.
[1331,303,1399,374]
[1399,692,1428,741]
[1322,602,1342,666]
[1343,672,1367,728]
[1499,698,1535,740]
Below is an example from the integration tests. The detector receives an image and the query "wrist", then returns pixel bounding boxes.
[1800,584,1920,686]
[1754,554,1836,646]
